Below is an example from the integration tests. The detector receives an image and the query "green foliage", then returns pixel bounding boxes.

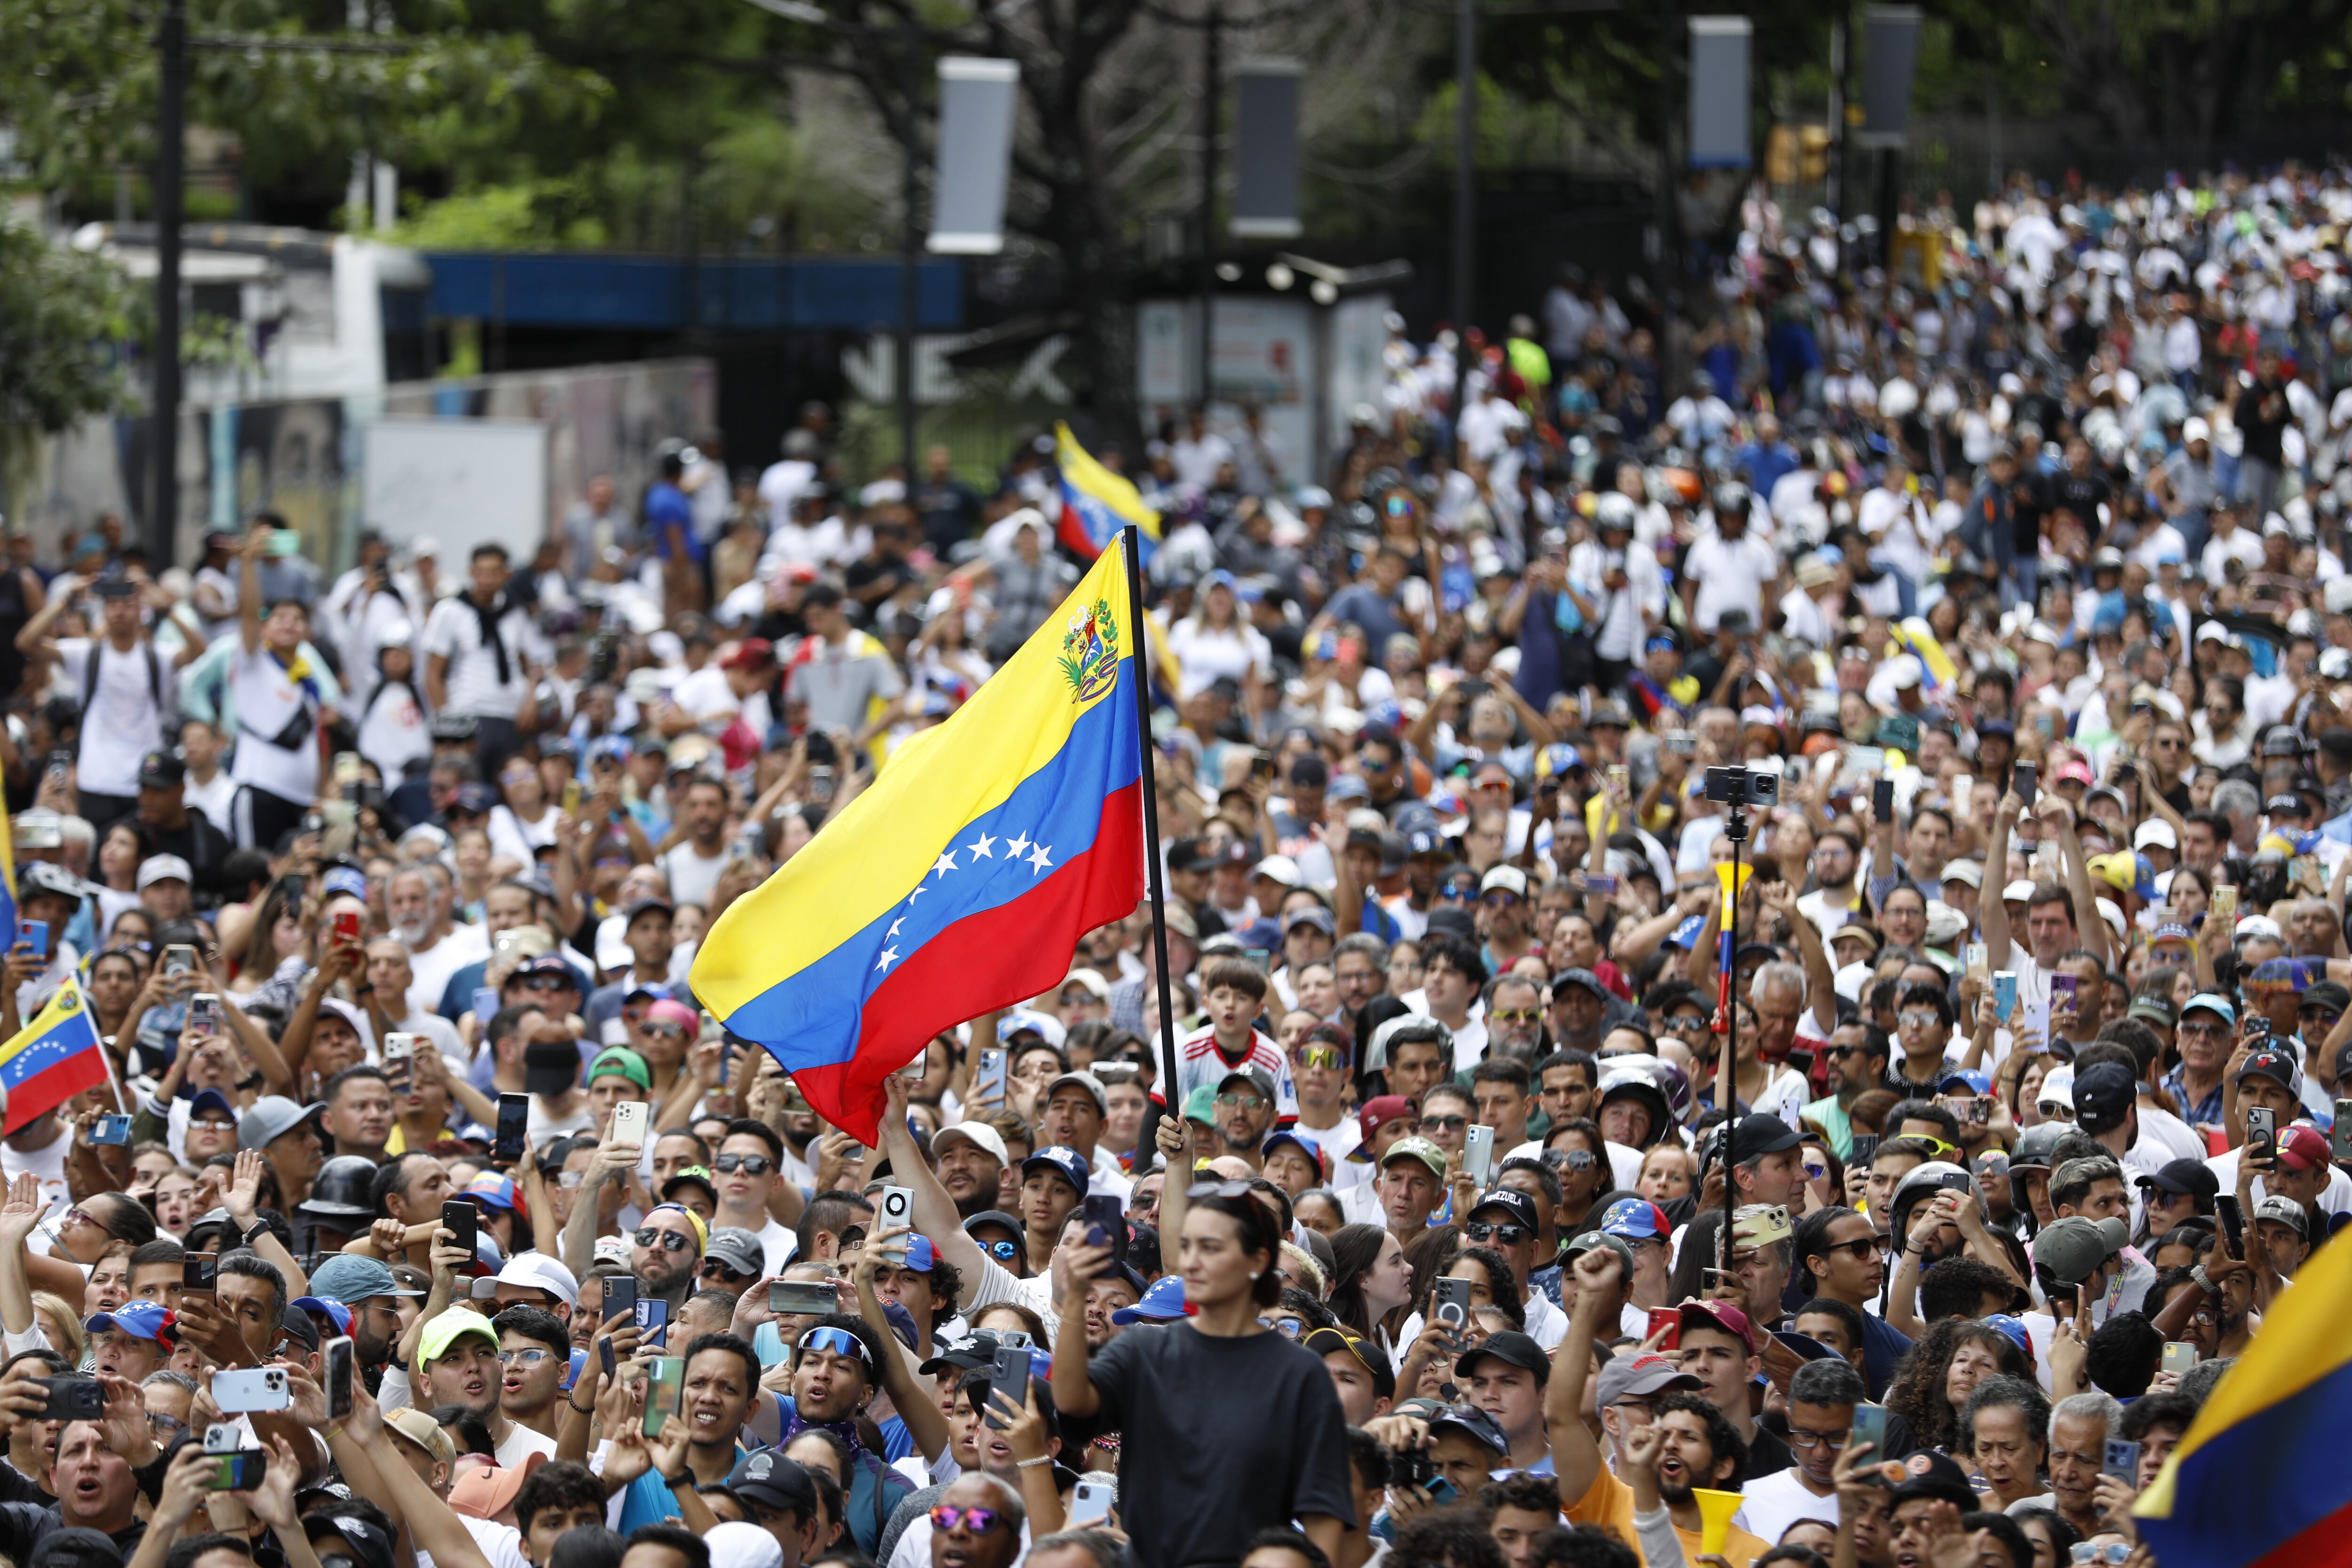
[0,222,143,433]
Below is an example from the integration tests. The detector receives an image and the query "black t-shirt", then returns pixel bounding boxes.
[1089,1322,1358,1568]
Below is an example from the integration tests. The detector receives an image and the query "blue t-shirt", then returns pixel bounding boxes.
[615,1446,747,1534]
[1860,1309,1913,1400]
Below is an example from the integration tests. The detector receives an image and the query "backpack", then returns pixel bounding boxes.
[80,639,162,716]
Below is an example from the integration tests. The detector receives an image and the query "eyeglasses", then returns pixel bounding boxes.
[1420,1115,1469,1132]
[1661,1014,1711,1034]
[930,1507,1005,1535]
[977,1238,1021,1261]
[1898,1010,1945,1028]
[701,1258,752,1279]
[1216,1092,1268,1111]
[496,1348,555,1367]
[2177,1020,2232,1039]
[632,1227,696,1253]
[1481,891,1521,907]
[1464,1221,1529,1246]
[1295,1045,1348,1070]
[799,1326,871,1365]
[1786,1426,1850,1450]
[1490,1009,1542,1025]
[1256,1316,1304,1337]
[148,1413,185,1438]
[713,1154,775,1175]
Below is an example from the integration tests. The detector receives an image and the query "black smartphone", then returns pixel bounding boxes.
[2215,1194,2245,1259]
[494,1093,529,1165]
[1874,778,1895,819]
[1431,1276,1475,1336]
[1081,1194,1127,1268]
[769,1280,841,1316]
[602,1275,637,1325]
[441,1201,477,1262]
[33,1377,104,1420]
[2245,1106,2276,1168]
[599,1337,617,1379]
[324,1337,353,1422]
[1850,1135,1881,1168]
[202,1451,267,1491]
[2015,761,2037,808]
[183,1253,219,1293]
[986,1343,1030,1429]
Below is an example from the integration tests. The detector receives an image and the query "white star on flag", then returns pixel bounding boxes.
[1028,844,1054,874]
[932,852,959,878]
[875,948,899,971]
[1006,831,1032,858]
[887,918,904,939]
[967,833,997,860]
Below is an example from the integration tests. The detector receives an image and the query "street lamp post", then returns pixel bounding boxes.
[149,0,187,569]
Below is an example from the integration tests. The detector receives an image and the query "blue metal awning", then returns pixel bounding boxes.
[421,253,963,332]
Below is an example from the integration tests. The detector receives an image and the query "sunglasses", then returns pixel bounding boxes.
[642,1022,686,1041]
[1820,1237,1880,1261]
[1464,1221,1529,1246]
[1255,1316,1304,1338]
[1216,1092,1268,1110]
[1438,886,1476,902]
[1481,891,1521,907]
[1295,1045,1348,1070]
[799,1326,871,1365]
[976,1237,1021,1262]
[632,1227,697,1253]
[701,1258,752,1279]
[713,1153,774,1175]
[1420,1115,1469,1132]
[1491,1008,1542,1025]
[930,1508,1005,1535]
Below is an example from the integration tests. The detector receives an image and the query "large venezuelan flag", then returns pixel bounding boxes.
[692,546,1148,1140]
[2134,1228,2352,1568]
[1056,422,1160,563]
[0,794,18,950]
[0,978,106,1134]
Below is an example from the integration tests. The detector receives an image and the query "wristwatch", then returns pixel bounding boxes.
[241,1218,271,1250]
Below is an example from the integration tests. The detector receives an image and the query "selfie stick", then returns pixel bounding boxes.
[1713,775,1750,1262]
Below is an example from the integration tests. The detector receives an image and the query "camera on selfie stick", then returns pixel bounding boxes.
[1701,765,1776,1250]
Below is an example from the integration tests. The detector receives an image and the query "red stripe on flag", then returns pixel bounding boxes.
[2245,1498,2352,1568]
[1057,501,1103,561]
[794,781,1145,1139]
[5,1049,109,1134]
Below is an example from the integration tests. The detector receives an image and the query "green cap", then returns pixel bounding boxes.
[1380,1134,1449,1180]
[589,1047,652,1092]
[418,1307,499,1366]
[1182,1086,1218,1122]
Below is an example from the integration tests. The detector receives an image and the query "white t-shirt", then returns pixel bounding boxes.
[184,770,237,836]
[667,665,771,740]
[490,803,561,870]
[407,924,491,1020]
[494,1422,558,1468]
[228,643,321,805]
[754,1217,798,1276]
[423,596,550,719]
[60,639,174,797]
[1684,533,1779,632]
[659,842,729,911]
[1738,1465,1840,1543]
[358,682,431,786]
[0,1125,72,1218]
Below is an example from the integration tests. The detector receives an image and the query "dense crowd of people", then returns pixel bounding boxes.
[0,157,2344,1568]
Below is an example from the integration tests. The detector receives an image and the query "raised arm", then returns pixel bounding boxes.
[1981,791,2021,969]
[2038,796,2113,968]
[874,1075,991,1288]
[1547,1245,1619,1512]
[1760,878,1837,1035]
[238,526,270,655]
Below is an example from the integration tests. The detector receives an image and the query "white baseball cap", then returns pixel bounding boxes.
[2134,820,2177,851]
[469,1251,579,1307]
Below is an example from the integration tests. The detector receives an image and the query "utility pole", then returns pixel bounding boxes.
[1449,0,1477,457]
[150,0,187,569]
[1197,3,1221,409]
[898,25,921,479]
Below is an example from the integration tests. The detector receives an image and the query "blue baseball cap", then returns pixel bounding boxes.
[1110,1274,1192,1324]
[1020,1145,1090,1198]
[320,866,370,902]
[190,1089,237,1122]
[903,1234,937,1273]
[84,1301,176,1344]
[1670,914,1708,949]
[1938,1069,1991,1096]
[1983,1315,2033,1359]
[310,1254,426,1303]
[2181,992,2237,1027]
[1261,1129,1327,1179]
[292,1296,354,1335]
[1600,1198,1672,1241]
[459,1174,518,1211]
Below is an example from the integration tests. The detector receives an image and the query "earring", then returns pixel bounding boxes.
[1248,1272,1260,1280]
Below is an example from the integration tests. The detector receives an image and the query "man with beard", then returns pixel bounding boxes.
[1483,976,1546,1063]
[308,1255,421,1375]
[490,1304,568,1458]
[1545,970,1610,1055]
[930,1122,1009,1221]
[384,865,485,1022]
[631,1202,708,1319]
[612,1333,763,1532]
[1213,1067,1280,1170]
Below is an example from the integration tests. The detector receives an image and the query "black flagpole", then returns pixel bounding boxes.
[1121,524,1183,1164]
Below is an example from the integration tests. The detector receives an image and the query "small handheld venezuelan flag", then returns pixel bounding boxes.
[1055,422,1160,563]
[691,544,1149,1141]
[0,978,106,1134]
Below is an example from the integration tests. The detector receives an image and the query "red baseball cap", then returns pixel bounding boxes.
[1357,1095,1414,1143]
[2277,1125,2331,1171]
[1678,1299,1756,1355]
[720,637,777,670]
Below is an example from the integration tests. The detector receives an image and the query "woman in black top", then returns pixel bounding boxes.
[1052,1179,1356,1568]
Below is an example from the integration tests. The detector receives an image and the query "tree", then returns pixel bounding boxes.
[0,221,143,521]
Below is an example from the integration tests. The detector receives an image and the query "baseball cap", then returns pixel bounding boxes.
[1565,1230,1637,1274]
[701,1227,766,1279]
[135,855,192,890]
[588,1047,653,1092]
[189,1088,237,1124]
[293,1296,354,1336]
[1020,1146,1090,1197]
[466,1252,580,1307]
[237,1096,323,1151]
[1939,860,1985,889]
[1355,1095,1415,1146]
[83,1302,175,1344]
[418,1308,500,1365]
[459,1174,518,1212]
[1380,1135,1448,1180]
[2235,1046,2301,1094]
[2034,1215,2128,1288]
[1427,1402,1511,1456]
[727,1450,818,1512]
[384,1407,458,1466]
[933,1121,1009,1165]
[1111,1274,1192,1324]
[1451,1329,1550,1385]
[1676,1299,1756,1355]
[2277,1126,2332,1172]
[309,1254,425,1303]
[1888,1450,1980,1509]
[1600,1197,1672,1241]
[136,752,185,788]
[1465,1189,1540,1234]
[1730,1113,1803,1162]
[1216,1065,1279,1106]
[1595,1351,1700,1407]
[2072,1062,2138,1136]
[2180,993,2237,1027]
[661,1166,718,1208]
[2135,820,2178,850]
[919,1332,1006,1377]
[2254,1194,2309,1237]
[2136,1159,2219,1201]
[1938,1069,1992,1096]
